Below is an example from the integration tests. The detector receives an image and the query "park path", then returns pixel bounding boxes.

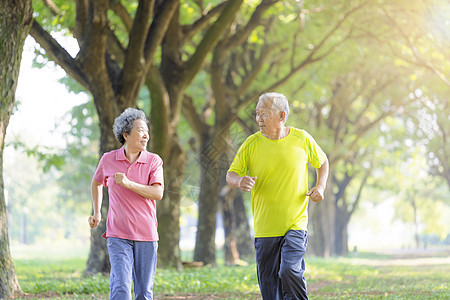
[348,247,450,266]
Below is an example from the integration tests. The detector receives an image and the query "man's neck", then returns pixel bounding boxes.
[262,126,290,140]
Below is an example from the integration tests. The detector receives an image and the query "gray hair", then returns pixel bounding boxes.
[259,92,289,124]
[113,108,148,145]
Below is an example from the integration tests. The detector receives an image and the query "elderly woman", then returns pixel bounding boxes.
[88,108,164,300]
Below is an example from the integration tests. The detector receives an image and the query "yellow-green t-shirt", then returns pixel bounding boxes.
[228,128,327,237]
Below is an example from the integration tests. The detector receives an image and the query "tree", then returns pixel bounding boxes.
[29,0,179,273]
[30,0,249,270]
[0,0,32,297]
[372,141,450,247]
[145,0,245,268]
[287,0,450,256]
[416,99,450,188]
[380,0,450,189]
[289,41,422,256]
[182,0,279,266]
[184,0,368,262]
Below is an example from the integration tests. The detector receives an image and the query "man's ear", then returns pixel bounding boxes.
[280,111,286,123]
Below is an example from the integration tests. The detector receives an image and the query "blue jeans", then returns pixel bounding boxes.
[255,230,308,300]
[107,237,158,300]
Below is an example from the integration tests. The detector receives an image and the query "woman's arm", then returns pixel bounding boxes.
[114,172,164,200]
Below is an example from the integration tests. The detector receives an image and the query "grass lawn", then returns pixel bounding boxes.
[11,248,449,299]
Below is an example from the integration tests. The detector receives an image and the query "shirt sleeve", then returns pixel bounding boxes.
[303,130,327,168]
[93,155,107,187]
[228,138,250,176]
[149,155,164,189]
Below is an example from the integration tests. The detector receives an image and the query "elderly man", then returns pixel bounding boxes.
[226,92,329,300]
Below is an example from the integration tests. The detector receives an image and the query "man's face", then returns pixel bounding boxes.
[255,99,283,134]
[124,119,149,152]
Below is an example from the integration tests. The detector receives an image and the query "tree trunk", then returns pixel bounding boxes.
[85,187,110,274]
[412,200,420,248]
[156,138,186,270]
[0,0,32,297]
[334,212,349,256]
[309,174,336,257]
[157,0,244,267]
[220,132,253,264]
[193,131,221,265]
[233,191,254,261]
[147,69,185,269]
[220,172,240,265]
[85,110,121,274]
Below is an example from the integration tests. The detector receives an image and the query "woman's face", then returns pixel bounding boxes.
[123,119,149,152]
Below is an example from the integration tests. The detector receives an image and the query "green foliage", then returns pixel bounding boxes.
[4,100,98,244]
[32,0,76,31]
[4,150,62,244]
[54,100,99,225]
[7,140,66,172]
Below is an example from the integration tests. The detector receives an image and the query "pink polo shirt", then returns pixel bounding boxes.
[93,147,164,241]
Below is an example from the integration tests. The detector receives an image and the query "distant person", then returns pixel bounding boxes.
[88,108,164,300]
[226,92,329,300]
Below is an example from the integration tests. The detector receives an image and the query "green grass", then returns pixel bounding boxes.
[306,256,449,299]
[14,258,109,298]
[12,251,450,299]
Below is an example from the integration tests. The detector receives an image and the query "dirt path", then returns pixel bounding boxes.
[348,248,450,266]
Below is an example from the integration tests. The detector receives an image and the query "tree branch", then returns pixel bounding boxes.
[144,0,179,59]
[42,0,60,15]
[77,0,109,70]
[383,7,450,87]
[74,0,88,42]
[183,0,243,89]
[235,45,276,96]
[109,0,133,31]
[181,2,227,45]
[182,95,207,137]
[224,0,277,51]
[348,170,369,216]
[29,19,89,89]
[335,172,353,208]
[118,0,154,107]
[146,65,171,158]
[106,29,126,65]
[235,3,364,111]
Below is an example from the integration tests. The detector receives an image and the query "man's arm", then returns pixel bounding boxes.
[306,158,329,202]
[114,172,164,200]
[226,171,256,192]
[88,179,103,228]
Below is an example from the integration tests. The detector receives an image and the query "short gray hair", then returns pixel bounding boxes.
[113,108,148,145]
[259,92,289,124]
